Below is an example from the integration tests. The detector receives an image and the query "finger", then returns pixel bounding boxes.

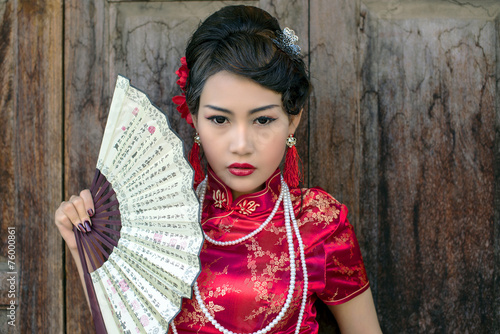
[69,195,91,233]
[55,201,85,233]
[80,189,95,224]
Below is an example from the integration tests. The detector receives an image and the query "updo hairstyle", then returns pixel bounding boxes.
[184,5,311,117]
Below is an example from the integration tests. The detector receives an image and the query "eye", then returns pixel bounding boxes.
[207,115,228,125]
[254,116,276,125]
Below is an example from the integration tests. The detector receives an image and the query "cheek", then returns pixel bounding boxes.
[264,139,287,164]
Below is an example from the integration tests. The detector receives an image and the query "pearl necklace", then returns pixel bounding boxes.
[172,177,308,334]
[199,178,284,246]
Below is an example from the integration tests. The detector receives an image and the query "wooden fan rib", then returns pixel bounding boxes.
[80,232,100,272]
[95,198,119,214]
[95,225,120,237]
[92,218,121,226]
[95,184,115,208]
[91,171,106,199]
[90,169,100,192]
[94,210,120,219]
[91,227,119,249]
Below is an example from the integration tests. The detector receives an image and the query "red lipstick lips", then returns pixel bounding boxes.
[228,163,256,176]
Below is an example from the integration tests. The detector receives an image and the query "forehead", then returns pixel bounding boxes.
[200,71,283,108]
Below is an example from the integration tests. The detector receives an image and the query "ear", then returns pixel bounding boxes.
[191,113,198,132]
[288,109,303,134]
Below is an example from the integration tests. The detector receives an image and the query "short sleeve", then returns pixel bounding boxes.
[317,202,369,304]
[296,188,369,305]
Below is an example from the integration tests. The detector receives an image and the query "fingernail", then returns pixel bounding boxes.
[84,221,91,233]
[87,209,94,217]
[78,223,85,233]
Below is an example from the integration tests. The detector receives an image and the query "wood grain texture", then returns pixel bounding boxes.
[357,1,381,308]
[4,0,64,333]
[359,3,498,332]
[309,0,362,221]
[0,3,19,332]
[64,0,109,332]
[493,12,500,334]
[0,0,15,261]
[308,1,362,332]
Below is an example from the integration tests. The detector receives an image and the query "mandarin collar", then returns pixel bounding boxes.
[203,167,282,217]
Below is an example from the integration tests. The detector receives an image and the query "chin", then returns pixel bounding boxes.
[229,181,265,197]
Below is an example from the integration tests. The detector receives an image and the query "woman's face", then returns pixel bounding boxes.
[193,71,301,199]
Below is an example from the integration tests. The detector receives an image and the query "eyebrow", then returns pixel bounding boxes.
[203,104,280,114]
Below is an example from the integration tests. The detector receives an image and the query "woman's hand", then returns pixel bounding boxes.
[54,190,95,250]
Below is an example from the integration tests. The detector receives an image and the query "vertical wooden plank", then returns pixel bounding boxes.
[64,0,109,332]
[0,1,17,331]
[494,13,500,333]
[308,1,362,332]
[0,1,15,259]
[361,2,498,331]
[357,0,380,310]
[259,0,310,183]
[11,0,63,332]
[309,0,362,225]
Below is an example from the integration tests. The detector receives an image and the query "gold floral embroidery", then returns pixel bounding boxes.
[238,200,260,215]
[298,189,340,228]
[213,189,227,209]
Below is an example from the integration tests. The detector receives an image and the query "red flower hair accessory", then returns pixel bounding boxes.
[172,57,193,128]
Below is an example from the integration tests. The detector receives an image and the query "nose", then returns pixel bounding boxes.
[229,124,253,155]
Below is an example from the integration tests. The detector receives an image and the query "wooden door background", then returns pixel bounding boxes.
[1,0,499,333]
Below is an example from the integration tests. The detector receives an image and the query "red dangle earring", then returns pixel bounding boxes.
[284,134,302,188]
[189,133,205,185]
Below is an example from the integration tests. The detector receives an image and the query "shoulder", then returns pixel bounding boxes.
[290,187,349,235]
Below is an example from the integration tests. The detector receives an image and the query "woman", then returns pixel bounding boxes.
[55,5,382,333]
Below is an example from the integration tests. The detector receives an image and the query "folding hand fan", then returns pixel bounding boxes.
[74,75,203,334]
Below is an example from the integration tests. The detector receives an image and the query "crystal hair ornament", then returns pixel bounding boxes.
[272,27,301,57]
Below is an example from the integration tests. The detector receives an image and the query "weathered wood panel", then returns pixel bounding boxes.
[309,0,362,221]
[308,1,362,332]
[64,0,109,332]
[359,1,499,332]
[0,0,64,332]
[0,1,17,332]
[494,13,500,334]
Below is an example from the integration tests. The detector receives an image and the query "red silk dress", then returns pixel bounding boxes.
[170,168,369,333]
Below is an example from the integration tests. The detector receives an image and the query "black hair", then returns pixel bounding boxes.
[184,5,311,116]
